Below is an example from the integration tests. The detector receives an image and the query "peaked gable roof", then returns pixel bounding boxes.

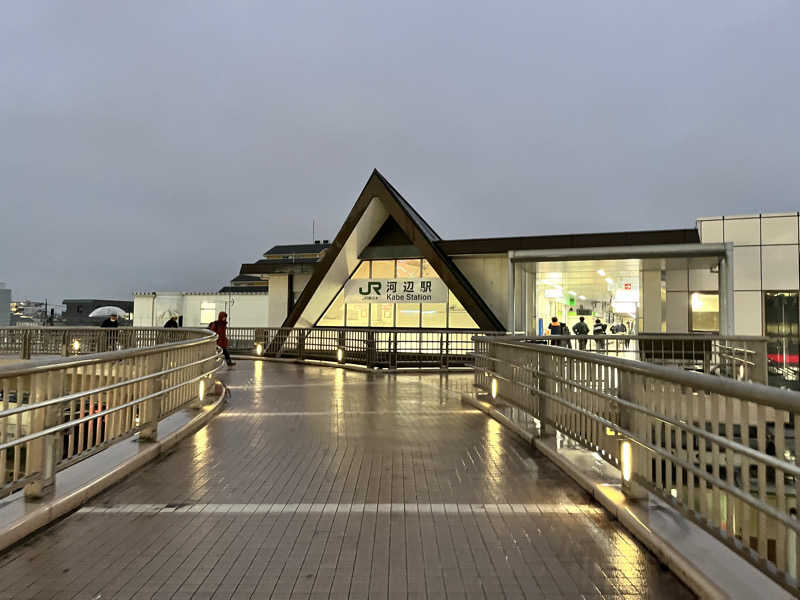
[283,170,504,330]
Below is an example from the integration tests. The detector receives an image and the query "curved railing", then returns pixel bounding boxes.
[0,328,223,500]
[475,334,800,592]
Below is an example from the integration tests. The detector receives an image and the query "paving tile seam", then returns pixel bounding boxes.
[78,503,606,515]
[216,410,482,417]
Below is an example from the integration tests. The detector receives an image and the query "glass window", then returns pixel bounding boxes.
[421,259,438,278]
[764,292,799,390]
[421,303,447,328]
[397,259,421,278]
[396,304,420,328]
[345,302,369,327]
[371,260,394,278]
[689,293,719,332]
[200,302,216,325]
[370,303,394,327]
[352,261,370,279]
[448,292,478,329]
[317,293,345,326]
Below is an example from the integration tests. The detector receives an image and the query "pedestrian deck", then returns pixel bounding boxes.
[0,362,693,599]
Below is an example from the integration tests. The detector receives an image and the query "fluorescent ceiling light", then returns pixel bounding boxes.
[597,269,606,276]
[568,290,576,295]
[605,277,614,284]
[579,295,586,300]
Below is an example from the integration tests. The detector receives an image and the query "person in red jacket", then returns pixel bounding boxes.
[209,311,235,366]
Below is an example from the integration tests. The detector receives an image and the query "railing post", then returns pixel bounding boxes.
[297,330,306,361]
[20,329,31,360]
[751,339,768,385]
[139,352,164,442]
[24,371,62,499]
[617,371,648,500]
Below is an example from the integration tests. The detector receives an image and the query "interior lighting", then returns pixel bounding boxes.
[620,440,632,482]
[597,269,606,277]
[491,377,498,399]
[568,291,577,296]
[605,277,614,285]
[579,295,587,300]
[71,339,81,352]
[255,343,263,355]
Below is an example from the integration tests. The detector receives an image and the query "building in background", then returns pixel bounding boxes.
[132,291,268,328]
[62,299,133,326]
[0,284,10,326]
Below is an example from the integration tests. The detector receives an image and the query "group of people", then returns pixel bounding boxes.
[546,316,630,351]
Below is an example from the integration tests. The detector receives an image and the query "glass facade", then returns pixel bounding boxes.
[317,259,479,329]
[765,292,799,390]
[690,292,719,332]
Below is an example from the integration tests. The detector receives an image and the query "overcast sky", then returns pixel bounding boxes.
[2,1,799,304]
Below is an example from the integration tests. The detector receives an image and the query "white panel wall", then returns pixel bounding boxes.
[452,255,508,327]
[665,291,689,333]
[734,291,763,336]
[133,293,269,328]
[699,213,800,335]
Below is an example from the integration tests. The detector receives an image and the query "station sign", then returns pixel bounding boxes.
[343,278,449,304]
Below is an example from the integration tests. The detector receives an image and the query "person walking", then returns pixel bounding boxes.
[593,318,607,352]
[572,316,590,350]
[164,316,179,328]
[615,321,629,349]
[100,314,119,351]
[209,311,235,366]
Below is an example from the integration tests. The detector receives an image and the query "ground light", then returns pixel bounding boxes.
[620,440,632,482]
[198,379,206,403]
[71,339,81,353]
[491,377,498,399]
[337,348,344,363]
[255,343,263,355]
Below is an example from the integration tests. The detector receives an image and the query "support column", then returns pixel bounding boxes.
[641,270,664,333]
[719,244,735,336]
[507,255,515,333]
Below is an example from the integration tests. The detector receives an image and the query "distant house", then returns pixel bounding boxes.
[62,299,133,326]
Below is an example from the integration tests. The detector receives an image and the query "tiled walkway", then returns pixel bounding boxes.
[0,362,693,600]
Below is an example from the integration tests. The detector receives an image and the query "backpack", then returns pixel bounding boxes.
[208,321,218,332]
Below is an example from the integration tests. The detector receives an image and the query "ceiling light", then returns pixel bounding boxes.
[597,269,606,276]
[579,295,586,300]
[568,291,576,295]
[605,277,614,284]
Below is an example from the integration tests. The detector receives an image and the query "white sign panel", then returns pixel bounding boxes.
[343,278,448,304]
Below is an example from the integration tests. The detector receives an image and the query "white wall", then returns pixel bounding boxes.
[452,255,508,327]
[699,212,800,335]
[134,293,269,328]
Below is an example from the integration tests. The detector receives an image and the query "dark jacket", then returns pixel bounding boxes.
[593,322,606,335]
[209,311,229,348]
[572,320,589,335]
[100,318,119,328]
[164,318,178,328]
[547,321,567,336]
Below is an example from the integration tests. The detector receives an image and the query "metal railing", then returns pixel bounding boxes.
[0,328,222,500]
[0,326,195,359]
[228,327,503,369]
[514,334,768,383]
[475,335,800,591]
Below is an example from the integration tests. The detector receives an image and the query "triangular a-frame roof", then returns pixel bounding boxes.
[283,169,504,330]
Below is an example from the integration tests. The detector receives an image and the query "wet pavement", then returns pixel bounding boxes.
[0,362,694,599]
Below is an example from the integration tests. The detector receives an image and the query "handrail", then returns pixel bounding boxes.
[474,334,800,591]
[479,336,798,411]
[0,327,222,501]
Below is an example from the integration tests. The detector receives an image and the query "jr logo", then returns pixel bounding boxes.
[359,281,382,295]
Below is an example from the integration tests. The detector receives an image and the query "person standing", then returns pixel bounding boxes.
[100,314,119,328]
[547,317,568,347]
[164,316,179,328]
[572,316,590,350]
[593,318,607,351]
[209,311,235,366]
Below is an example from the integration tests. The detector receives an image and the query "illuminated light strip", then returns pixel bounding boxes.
[78,503,605,515]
